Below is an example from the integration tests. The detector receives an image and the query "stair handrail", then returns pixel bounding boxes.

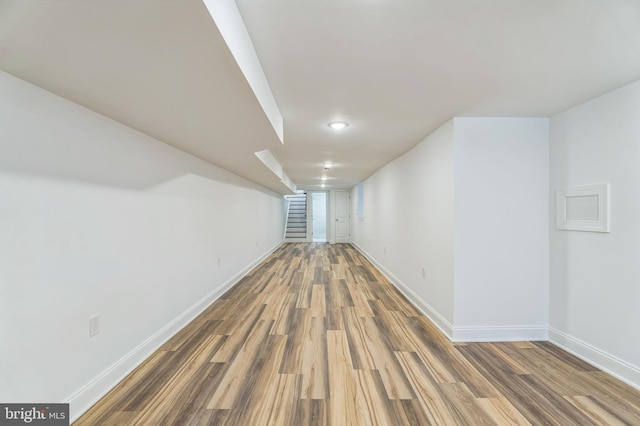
[283,197,291,239]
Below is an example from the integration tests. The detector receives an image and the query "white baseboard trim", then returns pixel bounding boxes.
[549,327,640,391]
[350,242,548,343]
[351,242,640,389]
[66,242,283,423]
[452,325,548,342]
[350,242,454,339]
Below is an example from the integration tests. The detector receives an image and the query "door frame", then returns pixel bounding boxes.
[333,190,351,244]
[308,190,329,242]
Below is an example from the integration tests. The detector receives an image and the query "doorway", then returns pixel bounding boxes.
[311,192,327,242]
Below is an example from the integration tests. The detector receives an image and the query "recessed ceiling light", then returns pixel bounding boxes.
[328,121,348,130]
[321,175,328,181]
[323,162,333,170]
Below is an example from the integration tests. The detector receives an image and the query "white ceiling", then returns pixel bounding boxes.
[2,0,640,192]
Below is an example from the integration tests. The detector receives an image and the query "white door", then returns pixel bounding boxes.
[334,190,350,243]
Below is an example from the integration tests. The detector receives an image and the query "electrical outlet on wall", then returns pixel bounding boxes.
[89,315,100,337]
[217,257,222,267]
[383,246,387,254]
[422,267,426,279]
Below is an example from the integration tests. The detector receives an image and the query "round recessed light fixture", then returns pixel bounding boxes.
[328,121,348,130]
[323,162,333,170]
[321,175,328,181]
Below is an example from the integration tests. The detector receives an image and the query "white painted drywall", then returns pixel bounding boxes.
[549,80,640,388]
[201,0,284,143]
[351,117,550,341]
[452,117,549,340]
[0,71,284,419]
[351,120,455,331]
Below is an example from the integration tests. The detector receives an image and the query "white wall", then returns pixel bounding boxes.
[351,120,455,332]
[549,80,640,388]
[351,117,549,341]
[453,118,549,341]
[0,71,284,419]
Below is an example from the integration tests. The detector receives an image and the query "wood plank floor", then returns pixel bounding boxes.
[75,243,640,425]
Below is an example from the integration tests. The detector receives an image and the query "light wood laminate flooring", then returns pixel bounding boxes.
[75,243,640,425]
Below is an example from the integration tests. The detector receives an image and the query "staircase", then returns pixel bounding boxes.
[284,191,307,240]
